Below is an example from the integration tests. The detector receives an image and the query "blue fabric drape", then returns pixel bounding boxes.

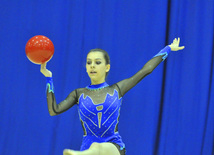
[0,0,213,155]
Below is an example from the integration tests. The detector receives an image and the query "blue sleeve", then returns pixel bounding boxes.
[153,45,171,61]
[46,77,54,93]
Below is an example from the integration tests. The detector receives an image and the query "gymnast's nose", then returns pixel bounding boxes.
[91,62,95,68]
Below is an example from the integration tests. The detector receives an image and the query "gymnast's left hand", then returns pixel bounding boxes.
[169,38,185,51]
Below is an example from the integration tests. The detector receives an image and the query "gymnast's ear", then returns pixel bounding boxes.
[106,64,110,72]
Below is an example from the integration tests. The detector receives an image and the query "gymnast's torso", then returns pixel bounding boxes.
[76,82,125,150]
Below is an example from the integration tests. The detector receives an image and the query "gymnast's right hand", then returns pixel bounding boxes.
[40,63,52,77]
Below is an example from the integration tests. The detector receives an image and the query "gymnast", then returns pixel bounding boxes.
[40,38,184,155]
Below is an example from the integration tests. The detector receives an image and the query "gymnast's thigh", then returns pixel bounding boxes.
[90,142,121,155]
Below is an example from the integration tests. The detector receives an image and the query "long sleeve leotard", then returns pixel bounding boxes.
[46,46,171,150]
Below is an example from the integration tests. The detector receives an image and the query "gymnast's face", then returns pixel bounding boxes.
[86,52,110,85]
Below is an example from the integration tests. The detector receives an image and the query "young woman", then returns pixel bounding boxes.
[40,38,184,155]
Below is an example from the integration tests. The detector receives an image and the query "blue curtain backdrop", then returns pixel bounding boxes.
[0,0,213,155]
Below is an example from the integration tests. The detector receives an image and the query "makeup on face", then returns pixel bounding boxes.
[86,52,108,84]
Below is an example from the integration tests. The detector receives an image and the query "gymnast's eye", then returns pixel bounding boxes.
[87,61,91,65]
[96,61,101,65]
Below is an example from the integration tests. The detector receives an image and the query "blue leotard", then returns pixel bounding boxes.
[78,82,125,150]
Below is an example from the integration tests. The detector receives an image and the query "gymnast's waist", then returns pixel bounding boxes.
[82,132,124,144]
[80,132,125,151]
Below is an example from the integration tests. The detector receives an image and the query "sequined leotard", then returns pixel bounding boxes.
[46,46,171,151]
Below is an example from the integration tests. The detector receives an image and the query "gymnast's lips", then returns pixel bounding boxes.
[90,71,97,74]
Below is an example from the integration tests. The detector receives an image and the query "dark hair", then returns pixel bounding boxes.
[87,48,110,78]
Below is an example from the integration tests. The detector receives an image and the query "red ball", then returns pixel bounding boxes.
[25,35,54,64]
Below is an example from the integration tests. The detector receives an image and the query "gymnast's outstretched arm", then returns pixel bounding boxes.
[41,63,77,116]
[116,38,185,96]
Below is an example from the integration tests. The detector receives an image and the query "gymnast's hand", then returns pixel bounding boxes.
[169,38,185,51]
[40,62,52,77]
